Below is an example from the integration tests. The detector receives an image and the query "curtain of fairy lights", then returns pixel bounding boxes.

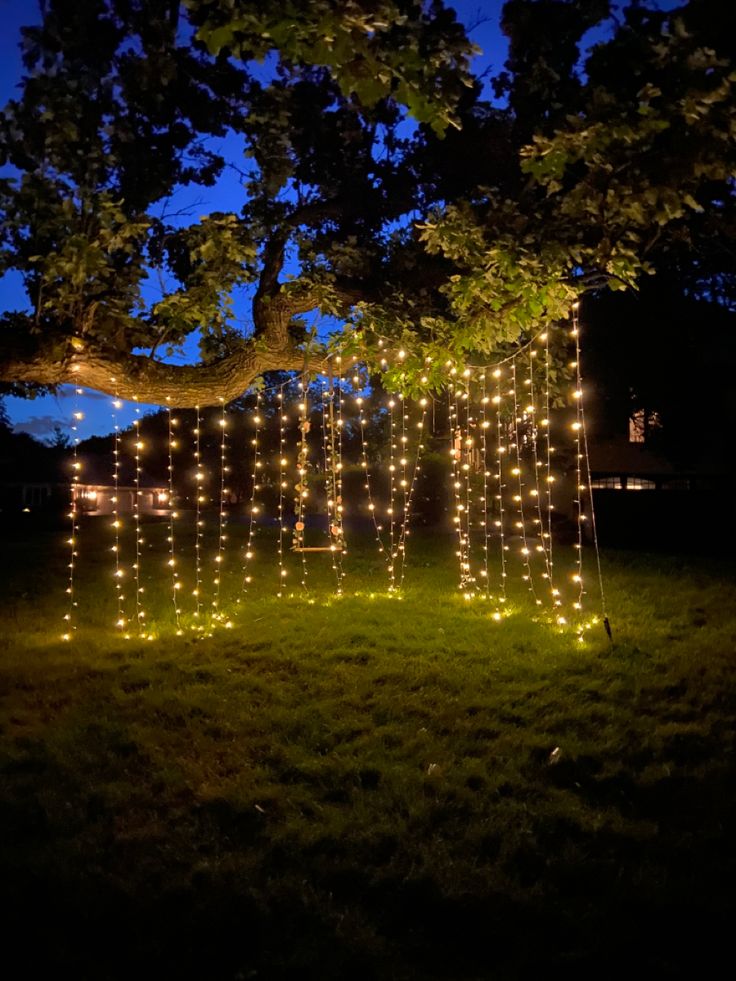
[57,310,608,639]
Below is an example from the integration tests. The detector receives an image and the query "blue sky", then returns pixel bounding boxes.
[0,1,509,439]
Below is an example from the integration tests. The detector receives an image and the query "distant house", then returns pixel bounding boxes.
[72,456,169,516]
[73,482,170,516]
[588,435,677,491]
[586,431,734,550]
[0,441,170,516]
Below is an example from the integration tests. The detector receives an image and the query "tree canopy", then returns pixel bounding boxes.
[0,0,734,406]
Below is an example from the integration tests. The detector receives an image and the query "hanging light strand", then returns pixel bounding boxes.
[334,361,347,582]
[527,346,555,602]
[276,384,287,597]
[323,366,345,594]
[510,360,539,606]
[243,391,262,591]
[449,376,470,591]
[294,380,309,591]
[387,394,397,591]
[320,381,334,570]
[357,391,388,564]
[192,405,204,621]
[542,330,560,610]
[111,393,127,632]
[166,400,182,633]
[396,397,428,591]
[479,374,492,598]
[573,303,609,636]
[493,368,508,613]
[461,371,475,596]
[448,384,462,588]
[396,393,408,585]
[213,398,229,619]
[63,386,83,640]
[570,316,586,626]
[132,401,146,633]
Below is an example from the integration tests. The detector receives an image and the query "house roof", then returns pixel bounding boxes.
[77,453,166,488]
[588,437,676,475]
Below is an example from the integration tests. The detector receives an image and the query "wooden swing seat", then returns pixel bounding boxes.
[291,545,344,553]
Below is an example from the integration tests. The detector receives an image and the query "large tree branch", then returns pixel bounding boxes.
[252,196,368,340]
[0,336,329,407]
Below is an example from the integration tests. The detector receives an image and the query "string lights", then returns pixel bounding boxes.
[395,396,427,590]
[491,367,508,617]
[51,323,608,639]
[132,399,147,635]
[397,394,408,585]
[166,400,182,632]
[111,392,127,633]
[320,367,346,594]
[192,405,204,621]
[62,386,83,641]
[242,390,262,591]
[479,374,492,598]
[527,346,555,604]
[357,390,387,564]
[293,380,310,591]
[213,398,229,619]
[542,330,560,610]
[571,302,609,639]
[387,394,397,591]
[333,360,347,573]
[276,384,288,596]
[510,360,540,606]
[357,384,426,592]
[449,370,473,594]
[569,315,586,630]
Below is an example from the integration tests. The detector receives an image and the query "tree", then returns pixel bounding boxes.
[417,0,736,367]
[0,0,734,407]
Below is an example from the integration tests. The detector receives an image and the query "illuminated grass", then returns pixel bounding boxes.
[1,519,735,978]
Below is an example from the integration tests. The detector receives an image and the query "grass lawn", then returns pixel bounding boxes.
[1,516,735,979]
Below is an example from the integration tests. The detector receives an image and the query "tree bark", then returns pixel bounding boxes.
[0,337,330,406]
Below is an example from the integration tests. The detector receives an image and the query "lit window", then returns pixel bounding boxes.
[626,477,656,491]
[629,411,645,443]
[629,409,662,443]
[590,477,622,489]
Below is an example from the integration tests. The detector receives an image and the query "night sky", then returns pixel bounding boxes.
[0,1,509,439]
